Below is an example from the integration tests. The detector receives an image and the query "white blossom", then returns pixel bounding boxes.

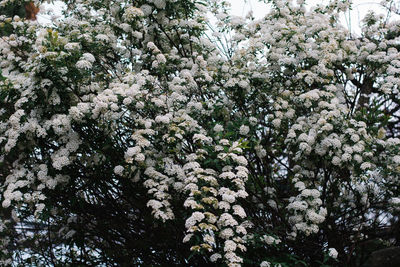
[114,165,124,176]
[328,248,338,259]
[214,124,224,132]
[239,125,250,135]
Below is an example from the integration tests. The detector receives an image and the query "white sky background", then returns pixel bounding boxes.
[38,0,386,35]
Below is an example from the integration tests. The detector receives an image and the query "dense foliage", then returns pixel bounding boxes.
[1,0,400,266]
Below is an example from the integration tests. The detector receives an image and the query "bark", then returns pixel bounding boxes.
[24,2,39,20]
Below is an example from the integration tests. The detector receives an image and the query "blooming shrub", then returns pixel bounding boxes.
[1,0,400,266]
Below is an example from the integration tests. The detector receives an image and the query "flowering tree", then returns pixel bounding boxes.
[1,0,400,266]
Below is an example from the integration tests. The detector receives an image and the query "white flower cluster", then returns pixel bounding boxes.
[328,248,338,259]
[181,138,250,266]
[287,181,326,237]
[123,6,144,21]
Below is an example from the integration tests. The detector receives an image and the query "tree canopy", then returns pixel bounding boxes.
[1,0,400,266]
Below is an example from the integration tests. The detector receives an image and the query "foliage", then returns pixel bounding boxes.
[1,0,400,266]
